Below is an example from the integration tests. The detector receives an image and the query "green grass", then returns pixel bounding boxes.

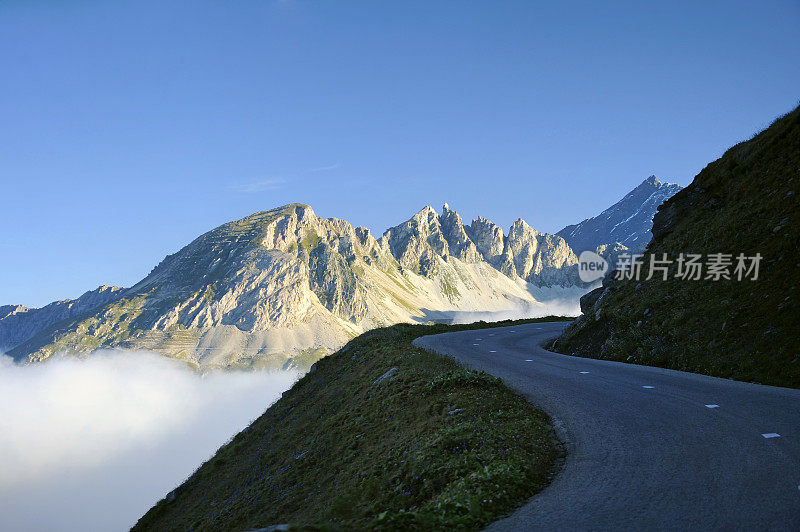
[132,317,570,531]
[301,229,322,251]
[554,105,800,388]
[203,284,216,303]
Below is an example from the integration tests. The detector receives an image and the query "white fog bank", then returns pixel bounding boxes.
[0,351,298,532]
[449,285,588,324]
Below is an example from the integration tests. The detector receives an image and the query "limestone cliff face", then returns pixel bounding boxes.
[499,219,580,286]
[383,203,506,276]
[466,216,505,263]
[382,206,450,276]
[439,204,482,264]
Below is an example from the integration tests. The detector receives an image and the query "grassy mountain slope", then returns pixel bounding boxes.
[553,105,800,388]
[133,319,568,531]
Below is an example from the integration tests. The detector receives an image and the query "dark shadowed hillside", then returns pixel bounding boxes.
[554,105,800,388]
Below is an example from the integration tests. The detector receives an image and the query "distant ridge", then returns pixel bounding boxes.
[557,175,682,253]
[0,286,124,352]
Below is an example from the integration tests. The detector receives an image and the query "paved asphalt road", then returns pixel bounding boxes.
[414,321,800,531]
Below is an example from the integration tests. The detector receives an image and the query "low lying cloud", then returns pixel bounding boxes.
[449,285,588,325]
[449,297,581,324]
[0,351,298,531]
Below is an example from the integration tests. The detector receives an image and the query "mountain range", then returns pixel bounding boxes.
[3,176,680,370]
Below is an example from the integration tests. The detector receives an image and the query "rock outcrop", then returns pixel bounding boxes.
[500,219,580,286]
[382,206,449,276]
[439,203,482,263]
[465,216,505,264]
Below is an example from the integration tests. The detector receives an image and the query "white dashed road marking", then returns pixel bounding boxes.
[762,433,781,439]
[473,344,479,346]
[705,404,720,409]
[490,350,497,353]
[642,386,654,389]
[579,371,590,374]
[525,359,533,362]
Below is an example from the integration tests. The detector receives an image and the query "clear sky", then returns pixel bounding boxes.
[1,0,798,307]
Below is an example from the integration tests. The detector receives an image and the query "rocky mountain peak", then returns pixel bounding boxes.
[381,204,486,275]
[501,220,578,286]
[127,202,395,333]
[439,204,481,263]
[382,205,447,276]
[381,205,582,286]
[556,175,682,253]
[465,216,505,262]
[643,175,661,186]
[509,218,539,238]
[96,285,118,293]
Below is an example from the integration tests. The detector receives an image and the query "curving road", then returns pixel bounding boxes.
[414,322,800,530]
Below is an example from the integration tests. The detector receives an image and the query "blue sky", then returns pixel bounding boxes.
[1,0,798,307]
